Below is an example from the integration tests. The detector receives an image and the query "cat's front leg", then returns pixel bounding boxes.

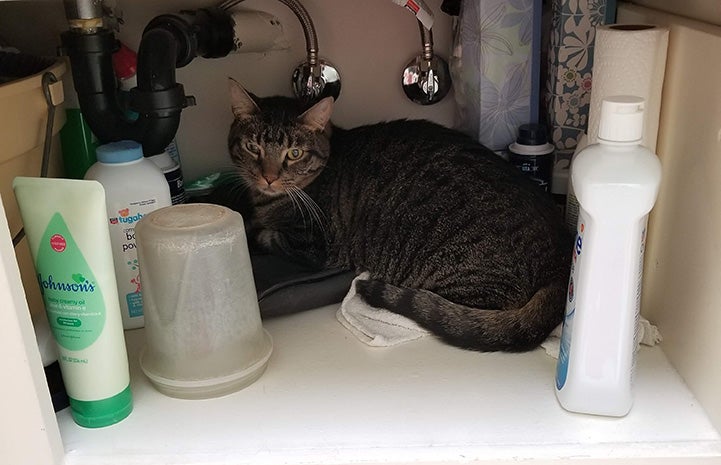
[255,229,284,252]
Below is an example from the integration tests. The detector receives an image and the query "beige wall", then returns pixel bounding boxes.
[619,2,721,431]
[0,200,64,465]
[628,0,721,27]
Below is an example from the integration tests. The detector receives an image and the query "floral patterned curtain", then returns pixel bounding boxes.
[451,0,539,152]
[450,0,614,160]
[544,0,609,161]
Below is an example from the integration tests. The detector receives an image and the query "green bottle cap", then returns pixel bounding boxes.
[69,384,133,428]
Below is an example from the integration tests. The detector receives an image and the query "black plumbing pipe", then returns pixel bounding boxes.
[61,27,190,156]
[61,29,139,143]
[131,26,190,155]
[60,7,234,156]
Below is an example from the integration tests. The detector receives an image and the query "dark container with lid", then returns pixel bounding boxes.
[508,123,555,193]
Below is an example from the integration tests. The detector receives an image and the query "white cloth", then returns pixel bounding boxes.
[541,316,663,359]
[336,273,663,355]
[336,273,429,347]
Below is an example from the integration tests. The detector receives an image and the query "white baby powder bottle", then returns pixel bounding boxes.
[85,140,172,329]
[555,96,662,417]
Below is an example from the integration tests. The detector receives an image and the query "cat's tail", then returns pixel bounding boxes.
[354,277,567,352]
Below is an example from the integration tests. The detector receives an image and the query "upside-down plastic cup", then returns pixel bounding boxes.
[135,203,272,399]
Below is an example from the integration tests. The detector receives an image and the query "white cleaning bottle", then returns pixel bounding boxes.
[85,140,172,329]
[555,96,662,417]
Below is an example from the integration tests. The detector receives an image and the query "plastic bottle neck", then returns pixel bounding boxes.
[598,138,641,148]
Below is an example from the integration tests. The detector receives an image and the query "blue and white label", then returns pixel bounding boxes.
[556,219,585,390]
[556,307,574,390]
[126,291,143,318]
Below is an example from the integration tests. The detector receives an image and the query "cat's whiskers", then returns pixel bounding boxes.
[298,189,327,236]
[281,181,309,230]
[286,184,327,236]
[220,167,247,186]
[222,170,253,204]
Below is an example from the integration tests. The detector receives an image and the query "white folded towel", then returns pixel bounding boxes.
[541,316,663,359]
[336,273,663,355]
[336,272,429,347]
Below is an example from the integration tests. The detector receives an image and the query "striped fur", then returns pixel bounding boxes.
[227,79,572,352]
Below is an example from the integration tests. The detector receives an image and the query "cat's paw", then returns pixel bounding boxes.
[255,229,282,250]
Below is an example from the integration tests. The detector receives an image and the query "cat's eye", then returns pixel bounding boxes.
[286,148,304,161]
[245,141,261,155]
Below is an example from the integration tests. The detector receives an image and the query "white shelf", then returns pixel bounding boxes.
[58,305,721,464]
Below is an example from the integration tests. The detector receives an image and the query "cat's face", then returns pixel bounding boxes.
[227,79,333,197]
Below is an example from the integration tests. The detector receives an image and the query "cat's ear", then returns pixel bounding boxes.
[228,77,260,119]
[298,97,334,132]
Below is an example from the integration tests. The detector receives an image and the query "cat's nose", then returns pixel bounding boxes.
[262,173,279,185]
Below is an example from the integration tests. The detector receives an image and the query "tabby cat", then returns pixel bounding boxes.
[226,78,571,352]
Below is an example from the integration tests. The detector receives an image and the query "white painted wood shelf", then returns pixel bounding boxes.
[58,305,721,464]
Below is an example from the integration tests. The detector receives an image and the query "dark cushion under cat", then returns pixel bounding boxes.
[226,78,572,352]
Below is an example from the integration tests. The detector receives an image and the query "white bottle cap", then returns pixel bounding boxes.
[598,95,645,143]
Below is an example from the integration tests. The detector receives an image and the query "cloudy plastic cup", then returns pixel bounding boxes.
[135,203,272,399]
